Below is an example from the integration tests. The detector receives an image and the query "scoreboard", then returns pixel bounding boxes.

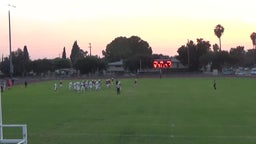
[153,59,172,69]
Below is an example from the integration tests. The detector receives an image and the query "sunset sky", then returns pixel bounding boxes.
[0,0,255,60]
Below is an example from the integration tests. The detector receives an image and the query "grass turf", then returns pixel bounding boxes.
[1,77,256,144]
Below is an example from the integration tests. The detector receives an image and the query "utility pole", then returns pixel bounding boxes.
[0,91,3,140]
[89,43,91,56]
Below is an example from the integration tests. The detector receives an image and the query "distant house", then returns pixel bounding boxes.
[55,68,77,77]
[107,60,125,73]
[170,57,187,69]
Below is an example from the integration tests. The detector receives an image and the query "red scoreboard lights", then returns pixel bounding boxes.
[153,59,172,69]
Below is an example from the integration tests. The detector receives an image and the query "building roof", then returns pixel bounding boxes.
[108,60,123,66]
[170,57,180,63]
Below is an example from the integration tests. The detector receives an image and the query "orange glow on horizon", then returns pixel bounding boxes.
[0,0,255,60]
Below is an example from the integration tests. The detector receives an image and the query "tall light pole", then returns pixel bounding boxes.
[8,4,15,78]
[0,4,15,139]
[89,43,91,56]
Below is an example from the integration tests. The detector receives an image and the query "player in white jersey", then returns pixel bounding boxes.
[81,81,85,92]
[85,80,89,90]
[116,80,121,95]
[68,81,73,90]
[95,80,101,90]
[73,82,76,90]
[76,81,80,92]
[89,81,93,90]
[98,80,101,89]
[106,79,111,88]
[54,83,58,92]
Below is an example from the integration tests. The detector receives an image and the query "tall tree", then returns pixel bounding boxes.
[214,24,224,51]
[177,39,211,71]
[0,57,10,75]
[177,45,188,66]
[103,36,131,62]
[31,59,54,75]
[12,48,24,76]
[229,46,245,66]
[245,49,256,66]
[23,45,29,61]
[103,36,152,62]
[212,44,219,52]
[177,40,197,70]
[74,56,106,74]
[62,47,67,59]
[22,45,31,76]
[0,54,21,76]
[53,58,71,69]
[250,32,256,48]
[70,41,87,66]
[103,36,152,71]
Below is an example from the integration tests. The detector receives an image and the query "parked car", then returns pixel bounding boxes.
[235,70,245,76]
[235,67,249,76]
[250,68,256,75]
[222,68,235,75]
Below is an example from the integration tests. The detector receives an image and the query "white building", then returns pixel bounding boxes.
[107,60,125,73]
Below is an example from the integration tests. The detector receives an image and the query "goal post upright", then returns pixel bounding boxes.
[0,91,3,140]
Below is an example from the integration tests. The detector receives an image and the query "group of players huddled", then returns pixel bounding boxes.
[68,79,102,92]
[54,78,126,94]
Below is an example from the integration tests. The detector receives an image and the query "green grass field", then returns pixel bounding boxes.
[1,77,256,144]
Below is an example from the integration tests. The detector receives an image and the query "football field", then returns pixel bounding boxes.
[1,77,256,144]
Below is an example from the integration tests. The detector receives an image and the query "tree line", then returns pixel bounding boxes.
[0,25,256,77]
[177,39,256,71]
[0,41,106,77]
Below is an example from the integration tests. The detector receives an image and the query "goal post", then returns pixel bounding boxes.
[0,92,28,144]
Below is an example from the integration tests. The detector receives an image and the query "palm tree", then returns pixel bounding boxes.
[214,24,224,51]
[250,32,256,49]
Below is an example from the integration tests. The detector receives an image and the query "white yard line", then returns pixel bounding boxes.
[30,132,256,140]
